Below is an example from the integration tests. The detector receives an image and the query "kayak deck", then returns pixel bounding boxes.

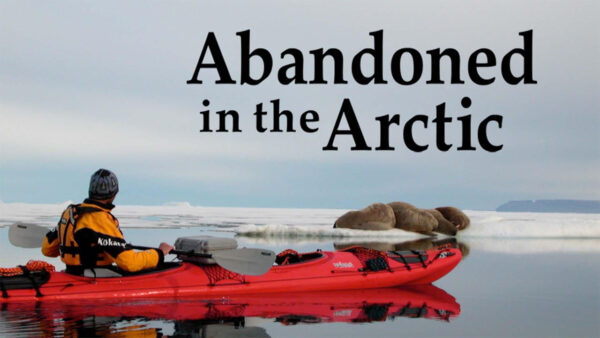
[0,247,461,302]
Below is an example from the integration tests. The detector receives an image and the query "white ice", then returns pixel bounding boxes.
[1,201,599,253]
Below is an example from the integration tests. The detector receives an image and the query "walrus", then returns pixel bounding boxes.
[333,203,396,230]
[387,202,438,236]
[425,209,458,236]
[435,206,470,230]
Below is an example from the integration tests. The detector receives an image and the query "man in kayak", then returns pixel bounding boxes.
[41,169,174,275]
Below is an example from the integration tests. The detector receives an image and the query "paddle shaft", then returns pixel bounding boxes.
[128,244,211,258]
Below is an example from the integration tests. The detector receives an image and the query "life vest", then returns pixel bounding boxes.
[55,203,120,268]
[42,199,162,274]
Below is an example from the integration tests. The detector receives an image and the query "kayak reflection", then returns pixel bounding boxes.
[334,237,470,259]
[0,284,460,337]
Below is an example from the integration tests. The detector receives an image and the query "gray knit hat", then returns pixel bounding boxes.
[89,169,119,200]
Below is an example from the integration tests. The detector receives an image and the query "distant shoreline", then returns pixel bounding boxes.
[497,200,600,214]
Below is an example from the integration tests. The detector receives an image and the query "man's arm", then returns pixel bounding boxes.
[74,214,164,272]
[41,228,60,257]
[74,228,164,272]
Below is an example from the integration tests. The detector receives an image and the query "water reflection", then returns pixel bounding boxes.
[0,284,459,337]
[334,237,470,259]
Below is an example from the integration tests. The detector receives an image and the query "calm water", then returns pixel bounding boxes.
[0,227,598,337]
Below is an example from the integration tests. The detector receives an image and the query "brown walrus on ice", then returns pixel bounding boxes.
[425,209,458,236]
[435,206,470,230]
[387,202,438,235]
[333,203,395,230]
[334,201,470,236]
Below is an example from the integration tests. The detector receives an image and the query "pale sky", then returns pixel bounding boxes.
[1,1,598,210]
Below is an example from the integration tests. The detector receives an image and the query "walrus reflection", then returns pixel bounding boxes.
[334,238,469,259]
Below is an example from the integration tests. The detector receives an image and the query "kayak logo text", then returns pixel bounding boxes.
[333,262,354,268]
[97,237,126,248]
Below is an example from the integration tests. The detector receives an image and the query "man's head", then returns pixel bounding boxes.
[89,169,119,201]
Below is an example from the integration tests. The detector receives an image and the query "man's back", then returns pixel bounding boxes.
[41,169,172,274]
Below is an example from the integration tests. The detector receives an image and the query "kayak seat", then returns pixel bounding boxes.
[275,250,324,266]
[83,268,122,278]
[276,249,300,265]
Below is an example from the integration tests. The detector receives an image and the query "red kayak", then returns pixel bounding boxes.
[0,246,461,302]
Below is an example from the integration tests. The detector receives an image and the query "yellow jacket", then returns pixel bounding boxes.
[42,199,163,273]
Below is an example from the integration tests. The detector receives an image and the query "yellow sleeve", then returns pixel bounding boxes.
[113,248,161,272]
[75,212,163,272]
[41,228,60,257]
